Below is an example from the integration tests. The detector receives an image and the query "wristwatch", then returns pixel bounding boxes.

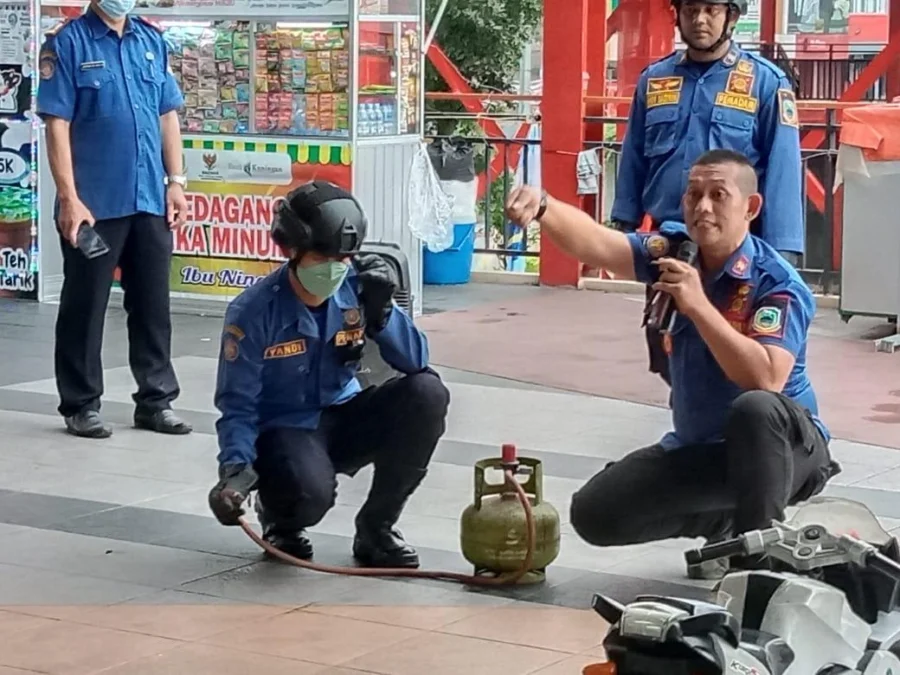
[165,174,187,187]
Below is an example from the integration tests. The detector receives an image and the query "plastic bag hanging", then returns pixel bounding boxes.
[407,141,454,252]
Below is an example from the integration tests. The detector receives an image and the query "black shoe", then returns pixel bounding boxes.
[134,409,193,435]
[64,411,112,439]
[352,464,427,568]
[352,522,419,568]
[263,527,314,561]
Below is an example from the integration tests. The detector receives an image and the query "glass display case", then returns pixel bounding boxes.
[29,0,425,308]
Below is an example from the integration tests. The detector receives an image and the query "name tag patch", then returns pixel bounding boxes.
[335,328,364,346]
[646,77,682,108]
[715,92,758,114]
[79,61,105,71]
[264,339,306,359]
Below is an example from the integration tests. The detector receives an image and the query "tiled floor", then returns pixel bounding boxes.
[0,286,899,674]
[0,604,609,675]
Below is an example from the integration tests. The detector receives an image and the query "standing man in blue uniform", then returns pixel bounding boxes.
[506,150,840,578]
[612,0,805,384]
[207,181,451,568]
[37,0,192,438]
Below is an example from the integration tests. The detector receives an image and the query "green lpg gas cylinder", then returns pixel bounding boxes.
[459,455,560,584]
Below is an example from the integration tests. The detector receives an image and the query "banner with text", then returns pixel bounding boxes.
[170,137,352,298]
[0,120,37,300]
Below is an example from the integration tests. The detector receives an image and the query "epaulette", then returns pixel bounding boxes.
[134,15,165,33]
[43,17,71,38]
[743,50,787,80]
[641,51,679,76]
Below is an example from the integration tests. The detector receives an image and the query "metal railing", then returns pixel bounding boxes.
[583,111,843,293]
[424,119,542,271]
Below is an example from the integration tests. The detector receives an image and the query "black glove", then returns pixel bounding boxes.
[354,253,396,334]
[208,463,258,526]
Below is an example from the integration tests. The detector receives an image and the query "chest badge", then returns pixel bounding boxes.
[735,59,754,75]
[715,71,758,114]
[264,339,306,359]
[723,283,754,332]
[646,77,682,108]
[343,308,361,326]
[645,234,670,258]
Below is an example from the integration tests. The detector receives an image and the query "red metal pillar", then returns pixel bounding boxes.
[616,0,675,100]
[888,0,900,100]
[760,0,776,48]
[539,0,589,287]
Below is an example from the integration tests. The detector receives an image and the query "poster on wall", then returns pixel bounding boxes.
[0,120,37,300]
[170,137,351,298]
[0,3,32,119]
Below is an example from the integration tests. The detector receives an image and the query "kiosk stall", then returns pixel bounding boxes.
[33,0,426,313]
[0,0,39,301]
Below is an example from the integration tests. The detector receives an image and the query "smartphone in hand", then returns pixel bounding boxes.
[75,222,110,259]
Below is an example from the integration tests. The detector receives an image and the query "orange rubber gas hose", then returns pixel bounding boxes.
[239,469,537,586]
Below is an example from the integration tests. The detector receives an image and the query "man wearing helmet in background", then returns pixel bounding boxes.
[206,181,451,568]
[612,0,805,386]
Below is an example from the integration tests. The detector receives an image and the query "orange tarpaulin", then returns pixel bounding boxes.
[839,104,900,161]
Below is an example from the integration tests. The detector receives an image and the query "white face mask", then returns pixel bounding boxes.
[97,0,136,19]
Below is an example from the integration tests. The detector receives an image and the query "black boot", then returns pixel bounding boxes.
[352,465,426,568]
[256,498,314,561]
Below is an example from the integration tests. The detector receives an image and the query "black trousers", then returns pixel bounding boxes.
[569,391,840,547]
[55,213,179,417]
[253,370,451,532]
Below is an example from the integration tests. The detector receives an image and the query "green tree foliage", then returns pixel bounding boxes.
[424,0,542,130]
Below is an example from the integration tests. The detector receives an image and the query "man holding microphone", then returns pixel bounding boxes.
[506,149,839,579]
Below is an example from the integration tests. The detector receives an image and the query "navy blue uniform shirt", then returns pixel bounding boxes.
[214,264,431,469]
[36,9,184,221]
[628,222,828,450]
[613,45,805,255]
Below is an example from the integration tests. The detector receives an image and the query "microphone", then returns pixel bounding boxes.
[645,240,699,332]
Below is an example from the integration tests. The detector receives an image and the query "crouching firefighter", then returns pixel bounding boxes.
[207,181,451,568]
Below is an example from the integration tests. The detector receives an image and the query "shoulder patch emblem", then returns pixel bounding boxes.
[223,337,239,362]
[224,324,245,340]
[778,88,799,128]
[39,51,56,80]
[751,306,783,334]
[747,294,792,340]
[645,234,670,258]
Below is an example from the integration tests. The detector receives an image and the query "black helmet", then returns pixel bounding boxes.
[672,0,748,14]
[271,181,367,257]
[672,0,747,53]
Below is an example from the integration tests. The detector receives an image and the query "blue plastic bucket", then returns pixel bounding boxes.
[423,222,476,285]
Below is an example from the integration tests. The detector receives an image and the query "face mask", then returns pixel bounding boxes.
[295,261,349,299]
[98,0,135,19]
